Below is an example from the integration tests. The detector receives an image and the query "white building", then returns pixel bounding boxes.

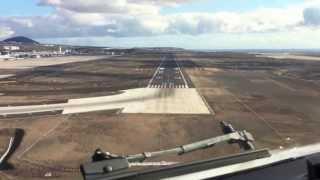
[3,46,20,51]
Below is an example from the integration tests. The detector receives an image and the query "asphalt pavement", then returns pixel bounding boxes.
[0,54,210,116]
[148,55,189,88]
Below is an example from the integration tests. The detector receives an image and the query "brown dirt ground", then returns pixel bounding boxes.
[0,111,240,180]
[0,54,161,106]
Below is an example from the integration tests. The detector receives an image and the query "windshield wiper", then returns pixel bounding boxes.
[80,121,256,180]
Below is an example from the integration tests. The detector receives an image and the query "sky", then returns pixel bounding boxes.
[0,0,320,49]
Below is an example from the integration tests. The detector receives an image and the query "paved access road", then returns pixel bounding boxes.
[148,55,189,88]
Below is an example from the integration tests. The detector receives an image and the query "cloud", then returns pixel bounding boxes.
[37,0,180,14]
[0,27,14,38]
[165,6,302,35]
[1,0,320,40]
[303,8,320,26]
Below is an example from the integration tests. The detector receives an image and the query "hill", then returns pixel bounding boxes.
[3,36,39,44]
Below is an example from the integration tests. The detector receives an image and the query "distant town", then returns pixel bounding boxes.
[0,36,130,60]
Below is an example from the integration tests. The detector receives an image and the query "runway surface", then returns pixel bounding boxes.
[0,54,211,115]
[0,88,211,115]
[148,55,189,88]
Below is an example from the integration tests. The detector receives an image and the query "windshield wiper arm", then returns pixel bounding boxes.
[80,121,256,179]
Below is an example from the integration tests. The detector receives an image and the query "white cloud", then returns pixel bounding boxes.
[1,0,320,43]
[38,0,161,15]
[0,27,14,38]
[164,6,303,35]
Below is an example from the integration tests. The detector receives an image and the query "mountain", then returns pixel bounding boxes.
[3,36,39,44]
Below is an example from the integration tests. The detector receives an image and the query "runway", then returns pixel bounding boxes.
[148,55,189,88]
[0,54,211,116]
[0,88,211,116]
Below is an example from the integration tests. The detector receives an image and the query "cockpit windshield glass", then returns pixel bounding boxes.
[0,1,320,180]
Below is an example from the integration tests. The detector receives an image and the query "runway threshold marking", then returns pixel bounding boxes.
[148,55,190,89]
